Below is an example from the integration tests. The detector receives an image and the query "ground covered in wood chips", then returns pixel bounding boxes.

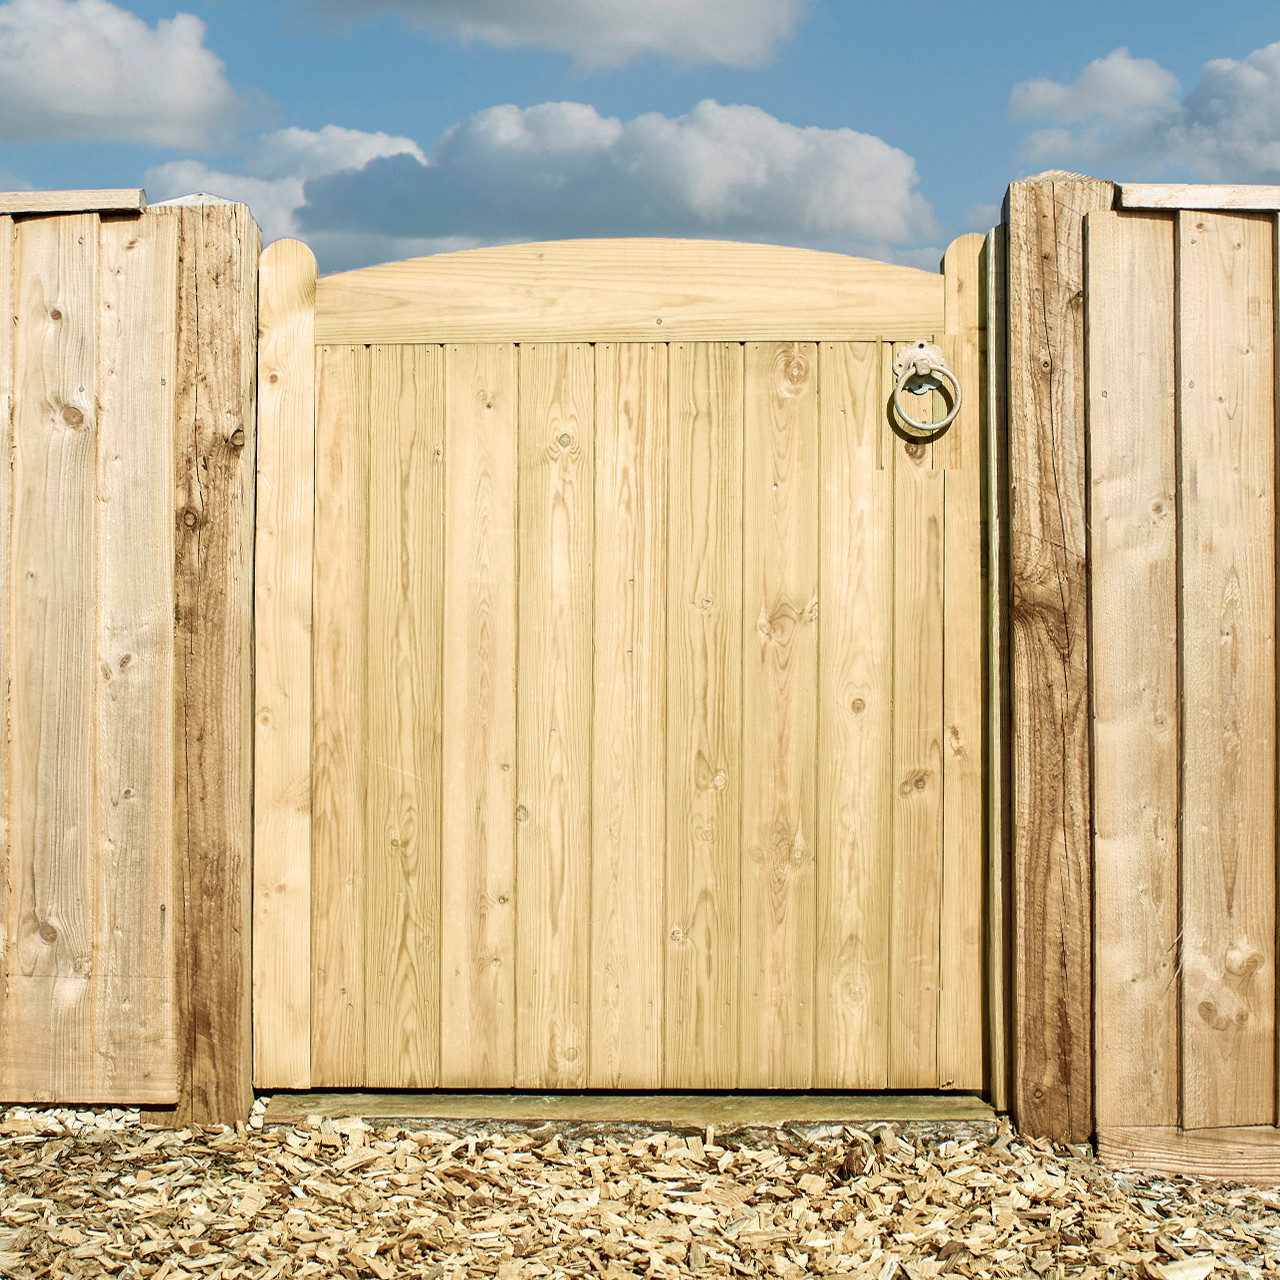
[1,1101,1279,1279]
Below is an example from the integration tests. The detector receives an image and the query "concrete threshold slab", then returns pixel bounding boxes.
[263,1092,996,1131]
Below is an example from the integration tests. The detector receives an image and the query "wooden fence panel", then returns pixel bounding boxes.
[364,344,444,1088]
[254,239,317,1090]
[438,343,519,1088]
[739,342,819,1090]
[940,236,987,1091]
[590,342,668,1089]
[815,340,892,1088]
[663,341,744,1089]
[1086,209,1180,1130]
[514,342,595,1089]
[1177,211,1277,1129]
[311,343,370,1087]
[6,213,101,1099]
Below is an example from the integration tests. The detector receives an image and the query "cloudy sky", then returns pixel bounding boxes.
[1,0,1278,272]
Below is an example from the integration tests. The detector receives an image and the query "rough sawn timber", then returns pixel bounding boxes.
[1005,170,1115,1143]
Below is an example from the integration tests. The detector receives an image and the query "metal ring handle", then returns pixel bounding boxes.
[892,361,962,436]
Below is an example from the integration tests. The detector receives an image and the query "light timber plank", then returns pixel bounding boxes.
[253,238,317,1090]
[315,240,944,344]
[1006,172,1115,1142]
[268,1090,997,1128]
[1119,184,1280,212]
[589,342,667,1088]
[95,211,180,1100]
[139,206,258,1125]
[888,341,945,1089]
[664,342,743,1089]
[1099,1126,1280,1182]
[1177,210,1277,1129]
[0,216,12,1074]
[4,213,99,1101]
[364,345,444,1088]
[0,189,146,216]
[939,235,986,1091]
[815,341,892,1088]
[514,342,594,1089]
[739,341,819,1089]
[439,343,518,1087]
[311,343,370,1088]
[1085,210,1180,1129]
[983,227,1011,1115]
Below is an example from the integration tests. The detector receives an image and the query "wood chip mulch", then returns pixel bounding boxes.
[1,1100,1278,1279]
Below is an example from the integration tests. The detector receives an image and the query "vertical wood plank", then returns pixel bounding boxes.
[4,214,99,1100]
[364,344,444,1088]
[157,204,259,1124]
[96,212,179,1099]
[440,343,518,1087]
[1086,209,1180,1129]
[984,227,1012,1115]
[739,341,819,1089]
[590,342,667,1088]
[311,342,369,1088]
[664,342,743,1088]
[815,340,892,1088]
[0,216,13,1075]
[253,238,317,1090]
[1178,210,1277,1128]
[889,341,944,1089]
[513,341,594,1089]
[1006,172,1115,1142]
[940,235,987,1090]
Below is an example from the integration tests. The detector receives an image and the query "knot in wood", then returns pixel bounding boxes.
[851,697,866,714]
[182,509,199,528]
[230,428,246,448]
[38,921,57,944]
[62,405,85,429]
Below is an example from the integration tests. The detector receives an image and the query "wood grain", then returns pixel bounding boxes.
[311,343,370,1088]
[159,205,259,1124]
[95,212,180,1100]
[0,189,146,216]
[739,341,819,1089]
[1177,211,1276,1129]
[939,236,987,1091]
[1084,210,1180,1129]
[983,227,1011,1115]
[439,343,518,1087]
[1099,1126,1280,1182]
[514,343,594,1089]
[364,345,444,1088]
[664,342,743,1089]
[253,238,317,1090]
[815,341,892,1088]
[1118,184,1280,211]
[889,341,944,1089]
[4,214,100,1100]
[590,342,667,1087]
[1006,171,1115,1142]
[315,240,944,344]
[0,216,12,1085]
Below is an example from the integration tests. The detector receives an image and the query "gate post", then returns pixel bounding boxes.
[1004,170,1114,1143]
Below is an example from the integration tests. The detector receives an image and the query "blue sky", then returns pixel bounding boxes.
[1,0,1279,272]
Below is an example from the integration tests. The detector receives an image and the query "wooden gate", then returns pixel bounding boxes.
[252,236,994,1093]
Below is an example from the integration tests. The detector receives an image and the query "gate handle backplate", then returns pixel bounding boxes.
[891,340,962,437]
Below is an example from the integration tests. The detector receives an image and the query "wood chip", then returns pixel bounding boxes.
[0,1105,1278,1278]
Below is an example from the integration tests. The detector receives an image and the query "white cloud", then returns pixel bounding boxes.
[144,125,425,243]
[310,0,804,68]
[0,0,242,147]
[1011,41,1280,182]
[1011,48,1179,127]
[294,99,935,267]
